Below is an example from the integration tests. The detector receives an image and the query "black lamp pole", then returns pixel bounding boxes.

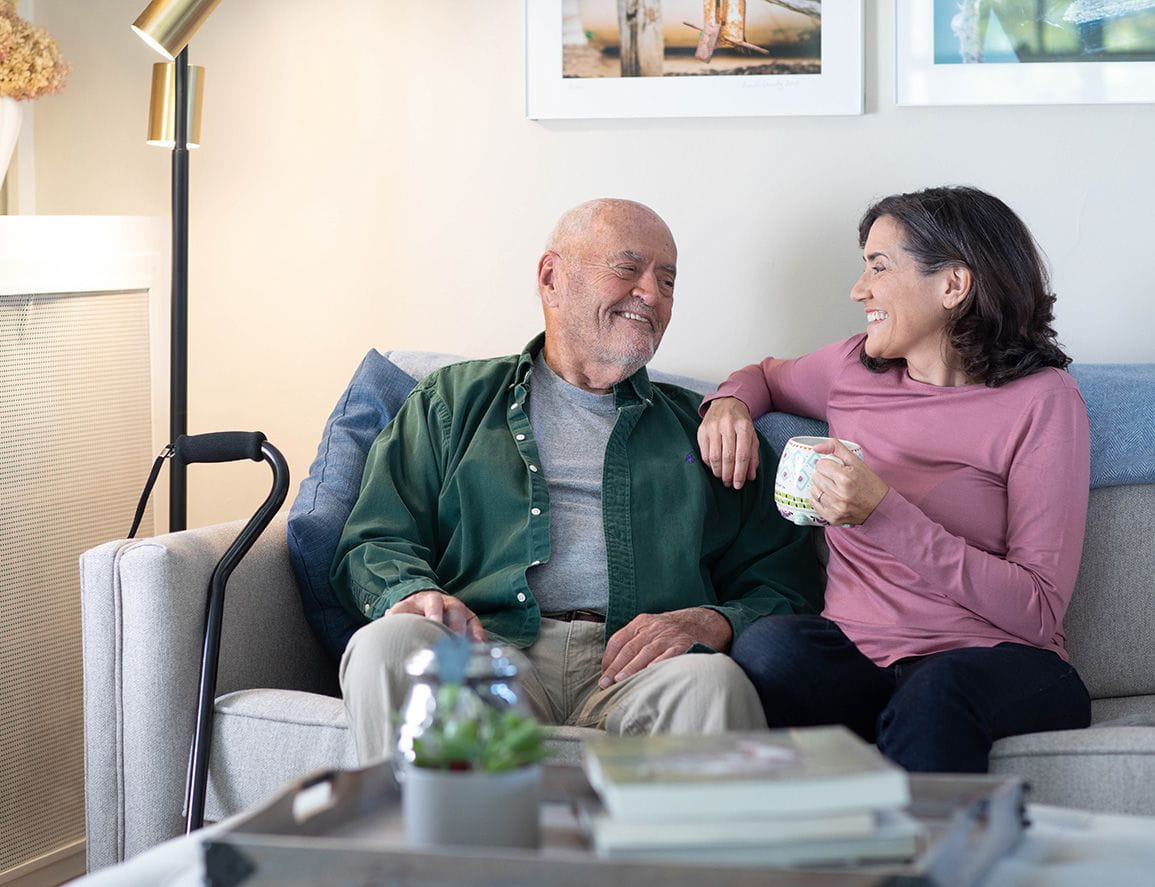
[170,46,190,531]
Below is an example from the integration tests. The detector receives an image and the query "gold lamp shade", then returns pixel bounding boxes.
[147,62,204,148]
[132,0,223,60]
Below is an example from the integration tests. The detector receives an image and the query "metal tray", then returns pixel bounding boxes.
[203,762,1026,887]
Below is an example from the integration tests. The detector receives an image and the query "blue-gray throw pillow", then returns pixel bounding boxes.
[1069,363,1155,489]
[287,350,417,661]
[752,414,828,462]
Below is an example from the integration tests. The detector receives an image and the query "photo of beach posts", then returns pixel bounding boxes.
[563,0,822,78]
[934,0,1155,64]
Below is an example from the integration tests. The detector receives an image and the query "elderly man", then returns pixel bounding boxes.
[332,198,823,762]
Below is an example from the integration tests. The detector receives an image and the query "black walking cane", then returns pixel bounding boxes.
[128,431,290,833]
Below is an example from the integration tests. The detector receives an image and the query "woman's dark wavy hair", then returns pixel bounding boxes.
[858,186,1071,387]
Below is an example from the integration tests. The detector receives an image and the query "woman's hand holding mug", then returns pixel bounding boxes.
[809,438,889,527]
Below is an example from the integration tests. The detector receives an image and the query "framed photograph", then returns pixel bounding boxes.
[897,0,1155,105]
[526,1,863,119]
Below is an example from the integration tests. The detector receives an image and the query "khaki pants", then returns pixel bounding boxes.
[339,613,767,764]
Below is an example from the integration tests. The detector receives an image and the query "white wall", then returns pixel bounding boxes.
[32,0,1155,529]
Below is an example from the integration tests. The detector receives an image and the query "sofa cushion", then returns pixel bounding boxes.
[543,725,601,767]
[1090,694,1155,727]
[286,351,420,662]
[1063,485,1155,699]
[287,351,481,662]
[204,691,597,820]
[990,725,1155,814]
[206,689,357,822]
[1069,364,1155,488]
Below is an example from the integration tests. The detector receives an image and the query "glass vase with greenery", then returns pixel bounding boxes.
[398,634,547,774]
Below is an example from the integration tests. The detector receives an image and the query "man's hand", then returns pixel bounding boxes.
[387,590,487,642]
[697,397,759,489]
[599,607,733,689]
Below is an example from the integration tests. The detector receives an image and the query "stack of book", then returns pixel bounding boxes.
[579,725,923,867]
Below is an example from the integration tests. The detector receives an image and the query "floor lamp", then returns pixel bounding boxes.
[132,0,222,532]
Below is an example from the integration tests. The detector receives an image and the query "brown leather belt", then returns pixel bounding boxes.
[541,609,606,623]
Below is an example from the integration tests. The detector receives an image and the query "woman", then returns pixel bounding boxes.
[698,186,1092,773]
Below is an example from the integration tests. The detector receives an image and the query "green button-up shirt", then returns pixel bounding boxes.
[331,335,823,648]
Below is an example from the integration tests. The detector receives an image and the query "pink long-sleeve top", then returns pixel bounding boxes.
[706,335,1091,666]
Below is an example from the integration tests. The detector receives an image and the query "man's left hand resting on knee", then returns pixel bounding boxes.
[599,607,732,689]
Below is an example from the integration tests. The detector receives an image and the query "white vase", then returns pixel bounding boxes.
[0,97,22,191]
[401,763,542,850]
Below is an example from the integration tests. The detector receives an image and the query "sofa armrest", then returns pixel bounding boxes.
[81,512,336,869]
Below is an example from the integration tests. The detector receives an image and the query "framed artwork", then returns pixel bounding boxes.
[526,1,863,119]
[897,0,1155,105]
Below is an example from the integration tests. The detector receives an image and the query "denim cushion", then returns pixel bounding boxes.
[1069,364,1155,489]
[752,414,829,460]
[286,350,417,661]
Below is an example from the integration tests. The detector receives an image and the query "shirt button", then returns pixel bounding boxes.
[516,433,526,441]
[530,507,541,516]
[510,403,520,411]
[516,592,527,603]
[364,604,371,614]
[531,560,541,567]
[529,464,538,472]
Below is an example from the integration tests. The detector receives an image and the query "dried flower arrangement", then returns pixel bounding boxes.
[0,0,69,101]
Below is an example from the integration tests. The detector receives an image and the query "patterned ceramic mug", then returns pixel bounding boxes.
[774,436,865,527]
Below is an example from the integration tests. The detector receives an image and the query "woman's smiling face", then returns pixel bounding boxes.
[850,215,962,378]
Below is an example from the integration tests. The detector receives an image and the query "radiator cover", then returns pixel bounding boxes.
[0,289,154,878]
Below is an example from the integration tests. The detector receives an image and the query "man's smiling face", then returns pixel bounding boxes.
[551,204,677,376]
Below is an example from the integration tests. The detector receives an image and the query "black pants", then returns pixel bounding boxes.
[731,614,1091,772]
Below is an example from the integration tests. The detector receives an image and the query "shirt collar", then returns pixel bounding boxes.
[514,333,544,387]
[514,333,654,408]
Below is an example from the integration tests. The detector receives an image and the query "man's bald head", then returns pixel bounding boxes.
[546,198,674,258]
[536,198,678,392]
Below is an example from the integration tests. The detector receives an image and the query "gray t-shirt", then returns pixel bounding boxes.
[524,353,616,614]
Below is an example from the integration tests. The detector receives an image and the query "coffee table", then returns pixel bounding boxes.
[199,761,1027,887]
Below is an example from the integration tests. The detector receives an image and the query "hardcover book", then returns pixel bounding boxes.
[582,725,910,821]
[597,809,924,866]
[577,797,877,854]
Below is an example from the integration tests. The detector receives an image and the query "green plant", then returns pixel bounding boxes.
[411,682,547,773]
[406,634,547,773]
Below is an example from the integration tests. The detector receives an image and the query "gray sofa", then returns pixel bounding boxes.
[80,357,1155,870]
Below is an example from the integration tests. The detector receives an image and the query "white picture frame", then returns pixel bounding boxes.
[526,1,863,119]
[896,0,1155,106]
